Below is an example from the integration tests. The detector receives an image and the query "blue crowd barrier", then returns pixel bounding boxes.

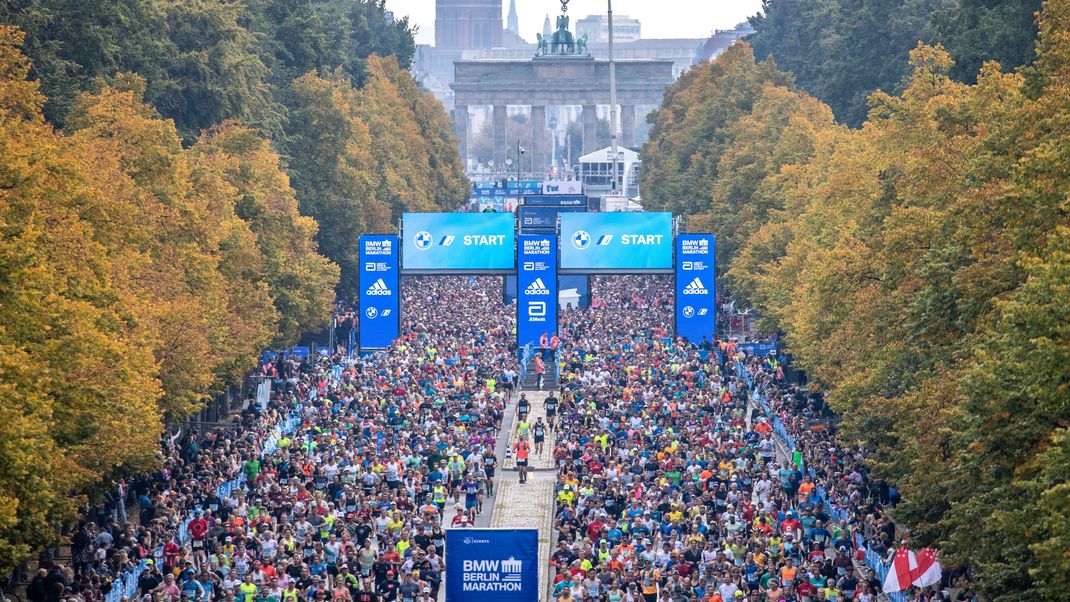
[105,396,309,602]
[737,359,911,601]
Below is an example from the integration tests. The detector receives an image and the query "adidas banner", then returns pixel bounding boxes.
[402,213,516,272]
[359,235,400,349]
[446,529,539,602]
[675,234,716,345]
[517,234,557,352]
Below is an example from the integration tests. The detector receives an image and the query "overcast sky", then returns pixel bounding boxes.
[384,0,765,44]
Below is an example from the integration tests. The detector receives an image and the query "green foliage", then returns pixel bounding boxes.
[282,58,466,299]
[748,0,1040,127]
[246,0,416,89]
[639,43,793,218]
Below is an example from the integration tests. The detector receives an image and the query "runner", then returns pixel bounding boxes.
[533,417,547,455]
[513,435,531,484]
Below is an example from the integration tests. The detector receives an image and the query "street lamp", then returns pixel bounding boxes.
[516,139,525,188]
[608,0,620,193]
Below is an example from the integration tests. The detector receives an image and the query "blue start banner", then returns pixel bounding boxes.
[517,235,558,351]
[358,235,400,349]
[522,194,587,207]
[559,212,674,271]
[675,234,716,345]
[446,529,538,602]
[402,213,516,272]
[518,204,586,232]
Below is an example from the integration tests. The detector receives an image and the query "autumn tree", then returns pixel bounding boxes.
[639,43,793,217]
[191,123,339,344]
[0,27,162,574]
[283,58,467,298]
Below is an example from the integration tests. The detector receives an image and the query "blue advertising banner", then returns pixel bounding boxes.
[739,342,777,357]
[446,529,538,602]
[675,234,716,345]
[359,235,400,349]
[560,212,674,271]
[402,213,516,272]
[522,194,587,207]
[518,204,586,232]
[517,235,557,351]
[506,180,543,192]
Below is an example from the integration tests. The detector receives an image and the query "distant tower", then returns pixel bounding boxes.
[507,0,520,36]
[435,0,503,49]
[543,13,552,37]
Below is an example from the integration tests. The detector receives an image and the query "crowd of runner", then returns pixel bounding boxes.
[29,273,915,602]
[546,276,907,602]
[35,277,515,602]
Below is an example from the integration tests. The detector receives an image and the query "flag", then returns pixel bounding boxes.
[883,548,917,593]
[912,548,942,588]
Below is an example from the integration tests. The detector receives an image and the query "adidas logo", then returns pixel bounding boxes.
[682,277,709,295]
[365,278,392,296]
[525,278,551,295]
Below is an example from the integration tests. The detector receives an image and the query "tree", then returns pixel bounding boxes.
[929,0,1041,83]
[246,0,416,89]
[65,76,282,417]
[747,0,1042,127]
[283,70,386,298]
[191,123,339,344]
[0,27,161,573]
[639,43,793,216]
[283,58,467,298]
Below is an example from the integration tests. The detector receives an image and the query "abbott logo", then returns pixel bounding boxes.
[413,231,433,250]
[365,278,391,296]
[527,302,546,317]
[525,278,551,295]
[682,277,709,295]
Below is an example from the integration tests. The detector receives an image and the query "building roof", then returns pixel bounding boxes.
[579,146,640,163]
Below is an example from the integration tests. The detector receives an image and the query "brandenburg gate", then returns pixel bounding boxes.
[450,11,674,172]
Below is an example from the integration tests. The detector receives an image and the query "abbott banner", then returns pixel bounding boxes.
[359,235,400,349]
[402,213,516,272]
[446,529,538,602]
[517,234,557,351]
[675,234,716,345]
[560,212,673,271]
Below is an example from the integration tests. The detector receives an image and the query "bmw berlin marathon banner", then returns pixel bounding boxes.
[401,213,515,272]
[517,235,558,351]
[358,235,400,349]
[446,529,538,602]
[559,212,674,272]
[675,234,716,344]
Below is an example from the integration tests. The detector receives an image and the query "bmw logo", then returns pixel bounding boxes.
[682,306,695,318]
[572,230,591,250]
[365,307,378,319]
[414,231,433,250]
